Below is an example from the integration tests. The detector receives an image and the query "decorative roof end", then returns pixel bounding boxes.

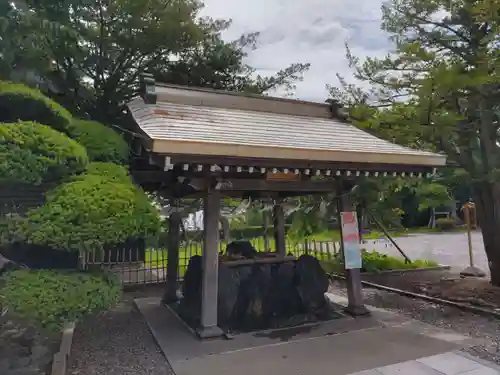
[325,98,349,121]
[140,73,157,104]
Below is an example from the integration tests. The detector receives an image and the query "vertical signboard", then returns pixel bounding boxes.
[340,211,362,269]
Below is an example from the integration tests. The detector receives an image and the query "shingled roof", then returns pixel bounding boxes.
[127,82,446,170]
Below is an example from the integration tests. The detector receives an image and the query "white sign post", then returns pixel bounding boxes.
[340,211,362,269]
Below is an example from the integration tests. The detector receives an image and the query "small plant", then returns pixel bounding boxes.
[435,217,456,231]
[69,120,129,164]
[0,121,89,184]
[0,81,73,133]
[0,269,122,331]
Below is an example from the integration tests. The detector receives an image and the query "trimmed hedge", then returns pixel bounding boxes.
[9,174,160,253]
[69,120,129,164]
[78,162,131,183]
[0,269,122,331]
[0,121,89,184]
[0,81,73,133]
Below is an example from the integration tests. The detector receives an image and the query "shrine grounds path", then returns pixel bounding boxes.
[361,231,489,273]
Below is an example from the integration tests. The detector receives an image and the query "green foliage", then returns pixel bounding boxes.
[80,162,131,183]
[323,250,438,274]
[360,250,438,273]
[1,1,309,123]
[0,81,73,133]
[0,269,121,331]
[435,217,457,231]
[69,120,129,164]
[0,121,88,184]
[10,174,161,253]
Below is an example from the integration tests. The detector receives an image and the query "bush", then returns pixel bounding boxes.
[0,121,89,184]
[69,120,129,164]
[0,269,121,330]
[435,217,456,231]
[0,81,73,133]
[78,162,131,183]
[322,249,438,274]
[10,174,160,253]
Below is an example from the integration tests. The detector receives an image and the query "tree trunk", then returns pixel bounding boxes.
[473,182,500,286]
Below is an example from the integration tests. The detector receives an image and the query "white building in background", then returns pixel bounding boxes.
[184,211,204,231]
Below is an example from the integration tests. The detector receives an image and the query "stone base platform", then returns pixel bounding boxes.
[134,293,486,375]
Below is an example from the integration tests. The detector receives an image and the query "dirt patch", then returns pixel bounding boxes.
[362,270,500,311]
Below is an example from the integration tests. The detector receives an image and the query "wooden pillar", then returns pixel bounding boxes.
[198,186,224,338]
[336,182,370,316]
[163,209,182,304]
[273,199,286,256]
[263,210,270,252]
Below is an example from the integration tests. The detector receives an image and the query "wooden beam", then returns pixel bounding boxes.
[189,178,336,193]
[166,153,436,173]
[222,256,296,267]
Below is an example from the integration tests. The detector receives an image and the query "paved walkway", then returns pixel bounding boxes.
[135,292,498,375]
[361,232,488,273]
[348,351,500,375]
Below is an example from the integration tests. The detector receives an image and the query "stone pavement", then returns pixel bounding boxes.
[135,291,497,375]
[361,232,488,273]
[348,351,500,375]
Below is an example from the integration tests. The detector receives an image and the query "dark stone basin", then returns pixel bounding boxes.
[176,241,338,333]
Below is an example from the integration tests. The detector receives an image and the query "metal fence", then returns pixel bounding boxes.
[85,236,342,286]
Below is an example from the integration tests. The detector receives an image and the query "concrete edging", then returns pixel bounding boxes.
[330,273,500,320]
[362,265,451,276]
[50,322,76,375]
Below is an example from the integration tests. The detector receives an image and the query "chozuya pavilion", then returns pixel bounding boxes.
[127,74,447,339]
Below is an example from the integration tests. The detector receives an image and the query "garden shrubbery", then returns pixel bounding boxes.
[0,121,88,184]
[69,120,129,164]
[78,162,132,183]
[323,249,438,274]
[9,174,160,253]
[0,269,122,331]
[0,81,73,133]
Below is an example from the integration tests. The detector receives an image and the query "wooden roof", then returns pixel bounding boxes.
[127,77,446,176]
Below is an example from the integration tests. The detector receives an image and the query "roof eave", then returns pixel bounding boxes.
[151,139,446,169]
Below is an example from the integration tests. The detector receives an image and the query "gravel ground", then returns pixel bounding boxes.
[68,282,500,374]
[330,280,500,364]
[68,291,174,375]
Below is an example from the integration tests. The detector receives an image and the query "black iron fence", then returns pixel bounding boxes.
[84,236,341,286]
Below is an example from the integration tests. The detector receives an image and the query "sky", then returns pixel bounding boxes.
[199,0,392,102]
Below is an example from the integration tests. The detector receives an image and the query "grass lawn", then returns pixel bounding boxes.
[145,237,332,276]
[144,227,451,275]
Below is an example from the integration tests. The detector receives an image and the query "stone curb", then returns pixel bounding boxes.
[329,273,500,320]
[50,322,75,375]
[362,265,451,276]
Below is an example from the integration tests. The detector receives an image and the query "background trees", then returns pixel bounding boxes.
[0,0,309,125]
[331,0,500,284]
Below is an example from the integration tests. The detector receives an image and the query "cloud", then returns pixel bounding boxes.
[200,0,392,102]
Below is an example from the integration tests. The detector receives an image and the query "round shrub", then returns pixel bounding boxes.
[0,269,122,331]
[11,174,160,253]
[0,121,89,184]
[79,162,131,183]
[69,120,129,164]
[0,81,73,133]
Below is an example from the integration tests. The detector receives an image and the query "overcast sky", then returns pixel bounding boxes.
[200,0,391,102]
